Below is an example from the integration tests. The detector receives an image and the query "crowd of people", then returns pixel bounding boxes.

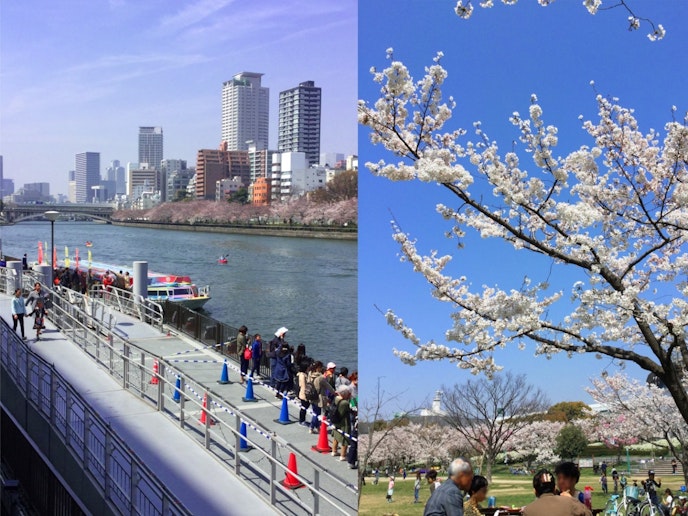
[371,457,686,516]
[234,325,358,470]
[50,265,132,294]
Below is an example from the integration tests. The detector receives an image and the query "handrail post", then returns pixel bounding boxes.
[179,375,185,428]
[123,342,129,389]
[140,352,146,398]
[204,391,211,449]
[157,362,165,411]
[235,414,242,476]
[83,410,90,471]
[270,439,277,506]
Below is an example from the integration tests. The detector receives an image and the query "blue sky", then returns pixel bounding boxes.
[358,1,688,415]
[0,0,357,195]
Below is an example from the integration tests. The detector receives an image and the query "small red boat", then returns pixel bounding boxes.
[85,241,93,247]
[217,257,228,264]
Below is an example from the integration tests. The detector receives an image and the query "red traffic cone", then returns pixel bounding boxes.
[198,392,215,426]
[311,419,331,453]
[150,359,159,384]
[281,452,305,489]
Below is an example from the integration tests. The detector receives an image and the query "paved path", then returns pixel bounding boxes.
[1,292,357,514]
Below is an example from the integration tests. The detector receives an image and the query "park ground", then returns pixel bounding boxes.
[359,465,687,516]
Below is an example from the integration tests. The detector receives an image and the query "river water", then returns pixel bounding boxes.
[0,222,357,370]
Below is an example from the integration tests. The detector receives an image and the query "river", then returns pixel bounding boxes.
[0,222,357,370]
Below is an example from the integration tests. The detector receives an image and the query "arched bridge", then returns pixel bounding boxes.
[0,203,116,224]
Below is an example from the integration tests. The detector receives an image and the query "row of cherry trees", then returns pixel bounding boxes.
[112,197,358,227]
[363,378,688,486]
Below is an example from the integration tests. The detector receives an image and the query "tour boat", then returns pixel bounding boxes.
[68,259,211,310]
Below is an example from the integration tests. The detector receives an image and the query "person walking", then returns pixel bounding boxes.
[612,468,619,493]
[373,468,380,485]
[523,470,592,516]
[11,288,27,339]
[28,298,47,341]
[423,458,474,516]
[600,472,608,494]
[25,282,47,309]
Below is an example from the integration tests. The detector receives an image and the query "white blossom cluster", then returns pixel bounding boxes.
[450,0,665,41]
[359,52,688,423]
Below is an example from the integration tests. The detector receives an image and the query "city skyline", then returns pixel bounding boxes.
[0,1,357,196]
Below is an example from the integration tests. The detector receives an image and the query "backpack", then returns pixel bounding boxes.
[304,379,319,403]
[325,398,343,425]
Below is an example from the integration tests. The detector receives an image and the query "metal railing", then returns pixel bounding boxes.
[35,277,356,515]
[0,318,191,516]
[162,302,273,378]
[87,285,164,331]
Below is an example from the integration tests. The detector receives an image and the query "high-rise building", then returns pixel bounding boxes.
[221,72,269,151]
[106,160,126,195]
[278,81,321,166]
[138,127,163,170]
[75,152,100,203]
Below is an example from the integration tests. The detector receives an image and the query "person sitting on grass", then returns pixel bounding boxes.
[464,475,489,516]
[555,461,585,504]
[523,469,592,516]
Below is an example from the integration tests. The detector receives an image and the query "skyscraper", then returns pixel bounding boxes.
[138,127,163,170]
[278,81,321,166]
[221,72,269,151]
[75,152,100,203]
[106,160,126,195]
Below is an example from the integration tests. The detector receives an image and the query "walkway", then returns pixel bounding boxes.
[0,290,357,515]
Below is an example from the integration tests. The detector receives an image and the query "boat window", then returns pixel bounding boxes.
[173,288,189,296]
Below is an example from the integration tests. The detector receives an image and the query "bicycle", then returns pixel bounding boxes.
[635,481,665,516]
[611,486,642,516]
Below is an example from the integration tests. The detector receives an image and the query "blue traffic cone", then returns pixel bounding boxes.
[217,361,230,385]
[172,376,181,403]
[274,396,294,425]
[242,377,257,402]
[239,422,251,452]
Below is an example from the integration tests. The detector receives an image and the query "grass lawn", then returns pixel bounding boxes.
[359,470,687,516]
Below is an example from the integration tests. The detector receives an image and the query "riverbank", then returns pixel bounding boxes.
[112,220,357,240]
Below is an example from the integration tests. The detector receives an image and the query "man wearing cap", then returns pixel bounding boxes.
[324,362,337,390]
[268,328,288,388]
[645,470,662,506]
[523,469,591,516]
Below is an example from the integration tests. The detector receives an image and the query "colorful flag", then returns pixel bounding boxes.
[38,242,43,264]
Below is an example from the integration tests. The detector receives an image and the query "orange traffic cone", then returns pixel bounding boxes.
[150,359,159,384]
[281,452,305,489]
[199,392,215,426]
[311,419,331,453]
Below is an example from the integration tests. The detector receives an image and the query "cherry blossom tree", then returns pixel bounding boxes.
[506,419,565,469]
[359,51,688,425]
[441,372,549,481]
[451,0,665,41]
[587,373,688,486]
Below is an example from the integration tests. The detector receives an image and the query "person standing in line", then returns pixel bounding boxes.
[249,334,263,379]
[22,254,28,270]
[11,288,27,339]
[423,458,474,516]
[414,471,422,503]
[296,362,311,426]
[237,325,250,385]
[330,385,352,461]
[307,361,327,434]
[273,343,292,398]
[268,327,287,388]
